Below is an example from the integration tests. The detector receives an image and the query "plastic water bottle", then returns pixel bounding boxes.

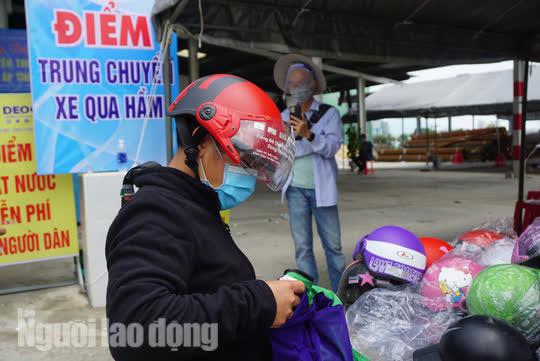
[117,138,128,172]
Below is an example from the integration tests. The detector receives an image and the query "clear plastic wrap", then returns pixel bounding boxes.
[470,217,517,239]
[420,221,517,312]
[450,218,518,265]
[476,236,517,266]
[345,219,528,361]
[346,285,462,361]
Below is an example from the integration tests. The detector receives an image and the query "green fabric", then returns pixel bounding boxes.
[353,349,370,361]
[291,155,315,189]
[284,270,342,306]
[284,271,370,361]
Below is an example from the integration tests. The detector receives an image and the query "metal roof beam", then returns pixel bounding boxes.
[176,29,399,84]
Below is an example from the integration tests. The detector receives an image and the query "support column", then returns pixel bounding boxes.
[513,60,526,178]
[401,117,405,146]
[311,57,323,103]
[0,0,10,28]
[425,118,430,166]
[163,38,173,162]
[448,116,452,132]
[416,116,421,134]
[188,38,199,82]
[357,77,367,136]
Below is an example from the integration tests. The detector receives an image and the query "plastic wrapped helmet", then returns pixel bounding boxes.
[458,229,504,249]
[467,264,540,346]
[512,218,540,267]
[421,254,484,311]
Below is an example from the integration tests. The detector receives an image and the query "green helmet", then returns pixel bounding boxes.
[467,264,540,345]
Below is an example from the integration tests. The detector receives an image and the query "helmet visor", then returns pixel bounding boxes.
[230,118,295,191]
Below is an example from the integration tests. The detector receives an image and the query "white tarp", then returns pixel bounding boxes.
[366,66,540,119]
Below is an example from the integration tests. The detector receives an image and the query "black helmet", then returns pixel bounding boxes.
[413,315,536,361]
[336,260,399,310]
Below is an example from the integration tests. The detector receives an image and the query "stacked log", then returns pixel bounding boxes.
[377,128,508,162]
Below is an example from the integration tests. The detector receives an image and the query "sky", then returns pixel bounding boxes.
[326,61,540,138]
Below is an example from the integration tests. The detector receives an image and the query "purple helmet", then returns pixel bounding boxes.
[354,225,427,284]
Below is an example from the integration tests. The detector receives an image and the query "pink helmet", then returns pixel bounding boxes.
[421,254,484,311]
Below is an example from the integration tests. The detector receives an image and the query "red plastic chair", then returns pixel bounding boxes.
[514,199,540,235]
[495,154,507,168]
[452,151,464,164]
[363,161,375,175]
[527,191,540,200]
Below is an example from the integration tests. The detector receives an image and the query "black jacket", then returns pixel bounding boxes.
[105,166,276,360]
[359,140,373,161]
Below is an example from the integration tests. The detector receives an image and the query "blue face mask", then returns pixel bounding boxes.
[200,142,256,210]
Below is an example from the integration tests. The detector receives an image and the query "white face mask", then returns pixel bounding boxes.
[289,84,313,104]
[285,67,314,105]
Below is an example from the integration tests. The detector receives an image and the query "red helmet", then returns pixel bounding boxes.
[458,229,504,249]
[168,74,295,191]
[419,237,453,268]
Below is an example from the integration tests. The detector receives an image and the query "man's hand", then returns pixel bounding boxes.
[0,227,6,236]
[265,280,305,328]
[290,115,312,140]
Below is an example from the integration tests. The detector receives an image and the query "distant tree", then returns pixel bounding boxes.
[372,134,396,148]
[483,121,498,128]
[346,125,360,159]
[412,128,430,136]
[399,134,411,146]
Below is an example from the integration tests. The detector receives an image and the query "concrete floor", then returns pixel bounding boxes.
[0,168,530,360]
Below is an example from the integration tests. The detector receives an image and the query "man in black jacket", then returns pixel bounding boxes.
[106,75,303,360]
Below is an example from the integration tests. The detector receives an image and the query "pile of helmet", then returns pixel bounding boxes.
[340,221,540,361]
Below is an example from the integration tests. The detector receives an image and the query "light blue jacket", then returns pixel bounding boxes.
[281,99,344,207]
